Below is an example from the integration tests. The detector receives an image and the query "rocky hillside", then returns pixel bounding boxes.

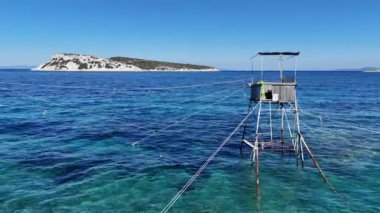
[110,57,214,71]
[362,67,380,72]
[33,54,218,71]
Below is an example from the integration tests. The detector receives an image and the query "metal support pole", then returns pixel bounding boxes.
[241,100,253,154]
[254,102,262,200]
[269,102,273,143]
[280,103,285,153]
[294,57,298,83]
[299,133,305,167]
[255,146,260,198]
[254,102,262,158]
[293,105,298,153]
[255,102,262,140]
[278,55,284,82]
[251,59,254,84]
[300,134,337,194]
[294,102,305,167]
[240,127,247,154]
[296,132,301,165]
[260,56,264,81]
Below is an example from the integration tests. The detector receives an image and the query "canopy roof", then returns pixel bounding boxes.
[258,52,300,56]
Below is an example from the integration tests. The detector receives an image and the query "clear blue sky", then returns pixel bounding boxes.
[0,0,379,70]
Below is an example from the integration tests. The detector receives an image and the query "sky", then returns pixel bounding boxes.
[0,0,379,70]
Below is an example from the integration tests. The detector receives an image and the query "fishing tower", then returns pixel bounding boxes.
[241,52,331,200]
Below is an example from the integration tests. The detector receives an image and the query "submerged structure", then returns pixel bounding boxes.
[240,52,334,199]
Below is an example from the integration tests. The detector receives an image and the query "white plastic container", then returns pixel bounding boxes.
[272,94,279,102]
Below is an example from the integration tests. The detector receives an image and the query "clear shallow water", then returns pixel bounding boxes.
[0,70,379,212]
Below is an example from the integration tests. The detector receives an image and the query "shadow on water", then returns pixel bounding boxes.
[17,151,114,184]
[0,119,75,138]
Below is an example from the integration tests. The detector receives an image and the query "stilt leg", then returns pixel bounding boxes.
[240,124,247,155]
[294,102,305,167]
[280,104,285,154]
[253,102,262,207]
[269,102,273,150]
[300,135,337,194]
[296,133,300,166]
[255,146,260,210]
[299,137,305,168]
[240,141,244,155]
[241,100,253,155]
[255,147,260,196]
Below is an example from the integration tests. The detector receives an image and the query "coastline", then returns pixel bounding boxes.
[31,68,219,72]
[363,70,380,73]
[33,53,218,72]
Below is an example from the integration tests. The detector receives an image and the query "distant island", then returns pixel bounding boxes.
[33,53,218,72]
[362,67,380,72]
[333,67,380,72]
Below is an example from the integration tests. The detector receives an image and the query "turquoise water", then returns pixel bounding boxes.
[0,70,379,212]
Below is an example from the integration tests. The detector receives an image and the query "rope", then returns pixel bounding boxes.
[140,85,247,128]
[0,81,248,134]
[291,103,379,135]
[284,109,296,149]
[0,86,153,132]
[135,79,246,91]
[178,85,245,103]
[300,110,380,135]
[122,84,245,113]
[132,87,246,146]
[160,102,259,213]
[0,79,247,93]
[301,122,318,136]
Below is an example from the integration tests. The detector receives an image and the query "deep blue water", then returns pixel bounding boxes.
[0,70,379,212]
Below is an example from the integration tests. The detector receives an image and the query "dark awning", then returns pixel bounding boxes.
[258,52,300,56]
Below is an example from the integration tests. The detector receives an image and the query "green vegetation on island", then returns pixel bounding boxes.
[109,57,214,70]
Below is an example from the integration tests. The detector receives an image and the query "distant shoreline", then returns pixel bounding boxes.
[0,69,370,72]
[31,69,219,72]
[363,70,380,73]
[33,53,218,72]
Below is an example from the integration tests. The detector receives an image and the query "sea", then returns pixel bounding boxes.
[0,70,379,212]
